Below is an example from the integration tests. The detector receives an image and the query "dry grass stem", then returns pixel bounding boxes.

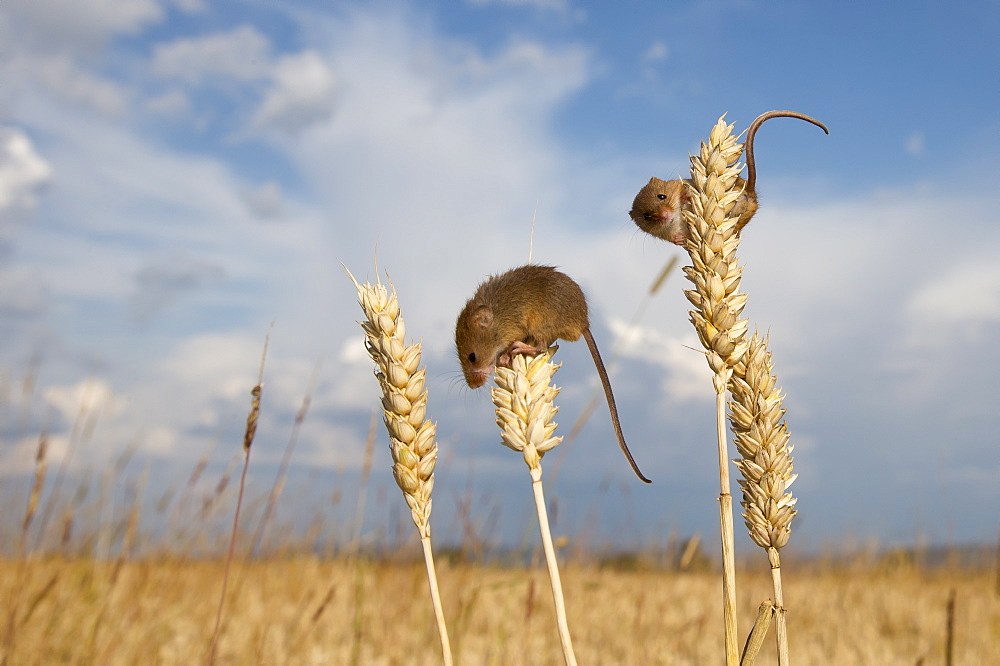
[492,351,577,666]
[681,115,751,665]
[346,266,453,666]
[740,599,774,665]
[208,328,270,664]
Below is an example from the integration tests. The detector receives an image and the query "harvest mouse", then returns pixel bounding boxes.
[455,264,651,483]
[629,110,829,244]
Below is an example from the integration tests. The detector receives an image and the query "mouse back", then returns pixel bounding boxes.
[455,265,589,388]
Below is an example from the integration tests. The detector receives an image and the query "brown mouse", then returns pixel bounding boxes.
[455,264,651,483]
[629,110,829,244]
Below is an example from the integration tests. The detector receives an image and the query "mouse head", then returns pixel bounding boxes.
[629,176,690,246]
[455,302,499,388]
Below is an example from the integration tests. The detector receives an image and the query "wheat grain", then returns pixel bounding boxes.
[681,115,750,666]
[730,333,798,552]
[491,351,577,666]
[346,266,453,666]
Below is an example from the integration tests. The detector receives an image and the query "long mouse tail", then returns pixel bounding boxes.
[745,110,829,192]
[582,328,652,484]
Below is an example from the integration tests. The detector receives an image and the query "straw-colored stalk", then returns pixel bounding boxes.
[491,351,577,666]
[346,268,453,666]
[681,115,751,666]
[730,333,798,665]
[209,330,269,664]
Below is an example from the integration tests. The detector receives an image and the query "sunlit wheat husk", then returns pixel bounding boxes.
[491,350,577,666]
[681,115,749,666]
[346,266,453,666]
[730,332,798,665]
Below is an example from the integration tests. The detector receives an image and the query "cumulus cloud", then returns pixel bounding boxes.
[251,51,338,132]
[0,127,52,259]
[609,319,713,403]
[0,0,163,51]
[151,25,273,83]
[905,259,1000,341]
[145,89,191,116]
[17,54,129,115]
[0,127,52,213]
[467,0,573,12]
[241,181,285,219]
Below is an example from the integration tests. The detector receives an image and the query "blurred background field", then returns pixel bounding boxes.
[1,439,997,665]
[2,551,997,664]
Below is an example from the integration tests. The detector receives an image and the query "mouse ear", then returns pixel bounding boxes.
[471,305,493,330]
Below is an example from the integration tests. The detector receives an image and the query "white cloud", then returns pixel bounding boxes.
[242,181,285,219]
[906,259,1000,338]
[145,89,191,116]
[0,0,163,50]
[467,0,572,12]
[0,127,52,212]
[151,25,273,83]
[609,319,713,403]
[21,54,129,115]
[43,378,121,432]
[169,0,206,12]
[252,51,338,132]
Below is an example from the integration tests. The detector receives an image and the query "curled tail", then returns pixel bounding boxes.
[745,110,829,192]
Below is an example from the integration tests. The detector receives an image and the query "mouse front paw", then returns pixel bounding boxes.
[498,340,546,367]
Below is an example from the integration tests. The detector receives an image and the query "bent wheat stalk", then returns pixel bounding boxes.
[492,351,577,666]
[730,333,797,665]
[346,267,453,666]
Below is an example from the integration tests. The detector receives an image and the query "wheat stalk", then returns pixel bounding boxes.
[681,115,750,666]
[491,350,577,666]
[345,267,453,666]
[730,333,798,665]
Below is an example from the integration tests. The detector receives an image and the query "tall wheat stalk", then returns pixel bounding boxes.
[681,116,750,666]
[683,116,801,665]
[491,350,577,666]
[346,267,453,666]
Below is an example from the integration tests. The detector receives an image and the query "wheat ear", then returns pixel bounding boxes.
[345,267,453,666]
[730,333,798,665]
[491,350,577,666]
[681,115,750,666]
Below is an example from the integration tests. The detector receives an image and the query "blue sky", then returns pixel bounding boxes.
[1,0,998,554]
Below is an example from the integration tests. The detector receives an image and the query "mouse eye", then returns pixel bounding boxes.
[642,213,652,221]
[468,352,476,363]
[656,193,667,200]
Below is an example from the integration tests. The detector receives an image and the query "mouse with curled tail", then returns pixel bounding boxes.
[455,264,651,483]
[629,110,829,244]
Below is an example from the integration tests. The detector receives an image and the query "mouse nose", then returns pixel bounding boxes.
[467,370,488,388]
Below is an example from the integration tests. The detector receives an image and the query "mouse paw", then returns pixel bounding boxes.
[498,341,546,367]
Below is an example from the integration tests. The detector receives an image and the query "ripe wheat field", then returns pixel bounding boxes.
[1,553,997,664]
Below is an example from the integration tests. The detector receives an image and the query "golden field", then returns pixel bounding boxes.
[1,554,997,664]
